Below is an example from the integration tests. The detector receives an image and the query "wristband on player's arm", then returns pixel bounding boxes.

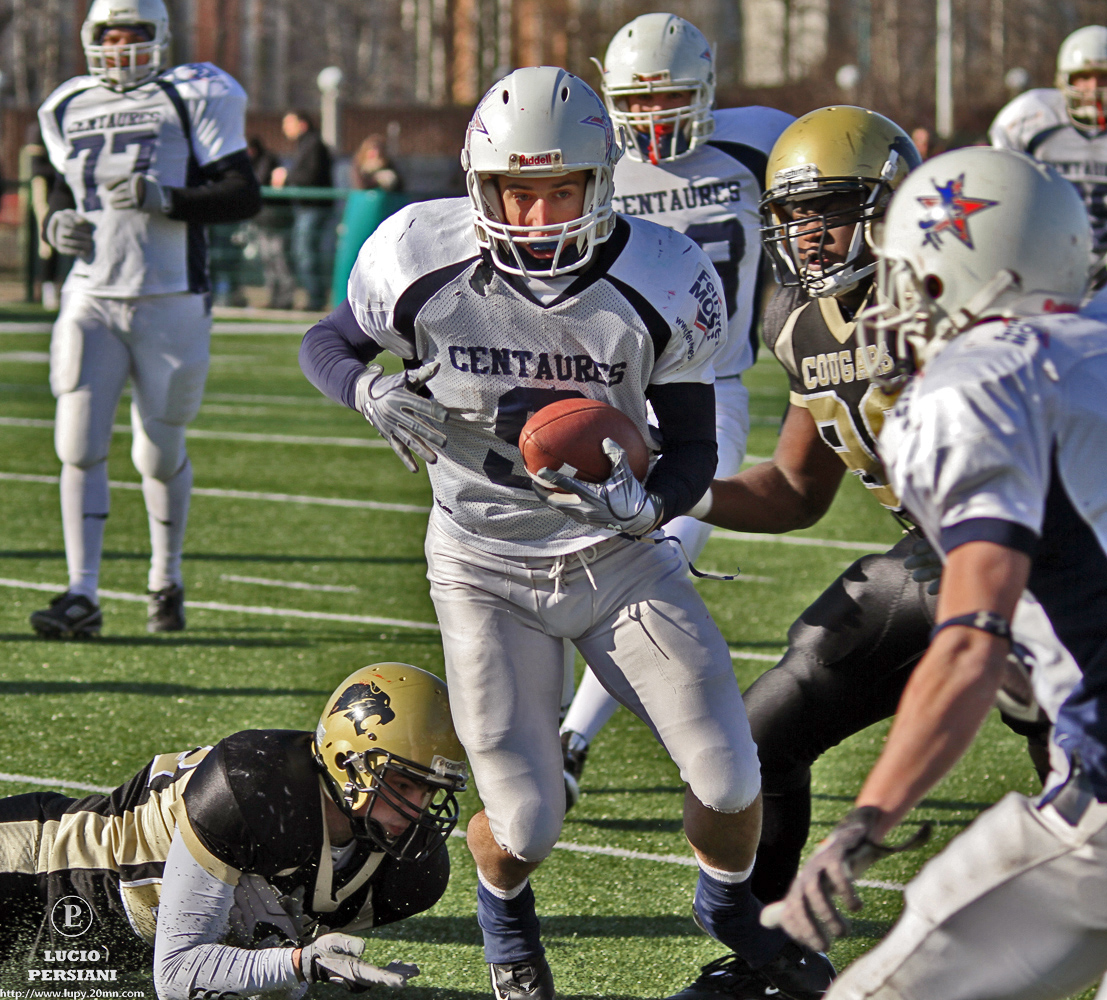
[929,610,1012,643]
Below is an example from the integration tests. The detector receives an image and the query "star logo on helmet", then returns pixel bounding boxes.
[580,115,613,156]
[916,174,998,249]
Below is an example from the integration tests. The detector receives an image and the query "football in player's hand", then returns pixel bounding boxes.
[520,399,650,486]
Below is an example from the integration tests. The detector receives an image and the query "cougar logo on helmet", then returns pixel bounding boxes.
[328,681,396,735]
[917,176,998,250]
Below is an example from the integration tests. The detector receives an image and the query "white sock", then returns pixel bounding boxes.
[143,457,192,592]
[561,666,620,743]
[698,858,755,884]
[60,462,109,602]
[477,868,530,900]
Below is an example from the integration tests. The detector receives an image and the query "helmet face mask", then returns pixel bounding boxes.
[760,107,921,299]
[598,14,715,164]
[314,663,467,861]
[82,0,170,90]
[856,147,1092,387]
[462,67,621,279]
[1056,25,1107,137]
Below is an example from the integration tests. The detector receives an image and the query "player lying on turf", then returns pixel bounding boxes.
[684,107,1051,915]
[0,663,466,1000]
[768,146,1106,1000]
[32,0,260,639]
[556,11,794,812]
[300,66,833,1000]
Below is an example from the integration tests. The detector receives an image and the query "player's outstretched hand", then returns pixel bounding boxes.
[106,174,167,213]
[903,536,942,595]
[534,438,662,537]
[355,362,448,473]
[45,209,95,262]
[301,933,420,991]
[760,806,931,952]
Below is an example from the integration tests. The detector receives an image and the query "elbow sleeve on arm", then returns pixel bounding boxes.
[165,150,263,225]
[645,382,718,523]
[154,834,299,1000]
[299,299,384,409]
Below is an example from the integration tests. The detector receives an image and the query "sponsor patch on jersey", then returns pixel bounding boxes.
[916,174,997,249]
[689,267,723,341]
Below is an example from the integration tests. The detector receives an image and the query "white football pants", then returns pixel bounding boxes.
[827,786,1107,1000]
[426,515,760,862]
[50,290,211,598]
[562,375,750,743]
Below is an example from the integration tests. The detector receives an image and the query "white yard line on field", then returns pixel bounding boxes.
[0,770,905,891]
[0,321,307,335]
[220,574,359,593]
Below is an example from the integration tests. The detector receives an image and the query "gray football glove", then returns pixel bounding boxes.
[534,438,663,537]
[106,174,168,213]
[228,876,316,946]
[45,209,94,261]
[301,932,420,991]
[761,806,930,952]
[903,536,942,595]
[355,362,448,473]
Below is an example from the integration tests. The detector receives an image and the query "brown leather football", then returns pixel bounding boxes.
[520,398,650,484]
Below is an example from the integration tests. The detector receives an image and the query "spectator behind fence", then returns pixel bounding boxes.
[247,136,296,309]
[350,134,403,192]
[271,111,332,311]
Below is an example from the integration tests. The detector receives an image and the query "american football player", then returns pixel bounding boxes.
[0,663,467,998]
[769,145,1107,1000]
[31,0,261,638]
[990,25,1107,268]
[300,66,833,1000]
[684,107,1050,924]
[559,15,794,804]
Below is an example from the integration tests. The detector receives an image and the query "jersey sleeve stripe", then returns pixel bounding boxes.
[607,275,671,363]
[940,517,1039,557]
[705,140,769,193]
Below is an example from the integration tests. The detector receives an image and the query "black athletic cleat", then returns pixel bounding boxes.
[490,956,555,1000]
[561,730,589,810]
[30,592,102,639]
[667,945,834,1000]
[148,583,185,633]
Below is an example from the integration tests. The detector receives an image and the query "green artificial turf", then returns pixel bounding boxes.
[0,310,1095,998]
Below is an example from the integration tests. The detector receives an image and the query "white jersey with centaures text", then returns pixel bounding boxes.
[38,63,248,297]
[990,88,1107,256]
[347,197,726,558]
[611,106,794,377]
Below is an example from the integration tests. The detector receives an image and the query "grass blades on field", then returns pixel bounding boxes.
[0,312,1095,999]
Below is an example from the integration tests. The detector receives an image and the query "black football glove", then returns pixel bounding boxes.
[301,932,420,992]
[903,537,942,595]
[761,806,931,952]
[355,362,448,473]
[533,438,662,537]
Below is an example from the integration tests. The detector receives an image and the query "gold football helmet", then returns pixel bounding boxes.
[314,663,466,860]
[760,106,920,297]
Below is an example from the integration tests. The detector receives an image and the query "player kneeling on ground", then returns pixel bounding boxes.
[300,66,832,1000]
[0,663,467,999]
[768,147,1107,1000]
[32,0,261,638]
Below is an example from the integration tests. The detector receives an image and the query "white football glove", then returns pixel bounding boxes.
[106,174,168,213]
[300,933,420,991]
[534,438,663,537]
[355,362,448,473]
[45,209,94,261]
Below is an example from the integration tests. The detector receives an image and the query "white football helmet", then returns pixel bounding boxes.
[1056,25,1107,137]
[82,0,171,91]
[596,13,715,163]
[461,66,621,278]
[858,147,1091,383]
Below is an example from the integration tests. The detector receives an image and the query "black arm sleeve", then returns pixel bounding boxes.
[644,381,718,524]
[299,299,385,409]
[165,150,262,225]
[43,174,78,238]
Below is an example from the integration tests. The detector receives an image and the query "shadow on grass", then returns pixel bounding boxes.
[0,632,316,648]
[371,913,702,944]
[0,550,427,566]
[812,792,999,812]
[572,817,685,834]
[0,679,326,698]
[580,785,685,796]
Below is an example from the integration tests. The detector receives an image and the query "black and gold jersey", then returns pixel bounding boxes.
[763,285,903,510]
[0,730,446,952]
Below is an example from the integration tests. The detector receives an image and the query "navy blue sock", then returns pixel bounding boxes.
[693,868,789,968]
[477,879,544,964]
